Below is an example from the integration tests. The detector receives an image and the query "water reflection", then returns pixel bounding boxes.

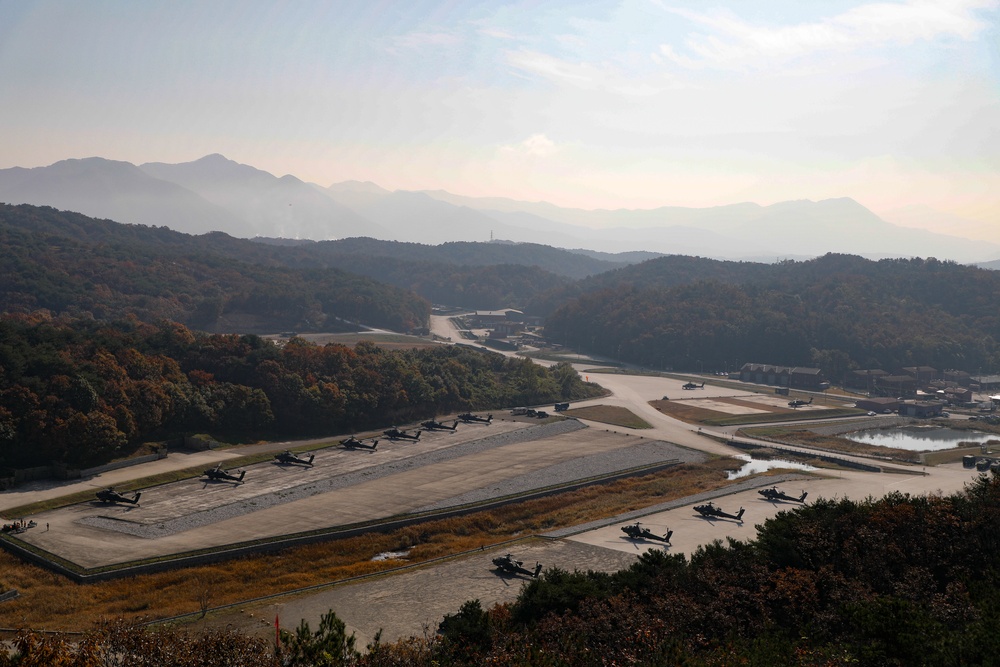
[845,426,1000,452]
[727,454,817,480]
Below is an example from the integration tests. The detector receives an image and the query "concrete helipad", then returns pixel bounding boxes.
[567,461,984,559]
[14,418,698,570]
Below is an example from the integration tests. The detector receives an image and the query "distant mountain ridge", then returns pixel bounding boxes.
[1,154,997,263]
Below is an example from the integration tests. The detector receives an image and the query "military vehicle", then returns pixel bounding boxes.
[757,487,808,503]
[273,450,315,466]
[204,465,246,483]
[620,521,672,544]
[682,381,705,390]
[492,553,542,578]
[693,501,745,522]
[96,487,141,505]
[383,427,421,441]
[788,397,813,408]
[340,436,378,450]
[421,418,458,431]
[458,412,493,424]
[554,402,570,411]
[1,520,36,534]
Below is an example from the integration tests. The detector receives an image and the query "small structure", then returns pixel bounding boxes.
[901,366,939,383]
[739,363,827,391]
[846,369,889,392]
[897,401,944,418]
[876,375,916,397]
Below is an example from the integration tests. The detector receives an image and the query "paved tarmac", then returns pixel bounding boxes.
[11,419,689,569]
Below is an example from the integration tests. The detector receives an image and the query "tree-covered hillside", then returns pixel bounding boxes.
[0,315,601,469]
[0,204,429,333]
[0,203,593,316]
[544,254,1000,374]
[284,237,626,280]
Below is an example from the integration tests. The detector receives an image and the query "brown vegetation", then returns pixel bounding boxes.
[651,399,864,427]
[561,405,652,429]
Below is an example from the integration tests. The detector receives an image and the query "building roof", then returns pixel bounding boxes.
[741,363,822,375]
[474,309,523,317]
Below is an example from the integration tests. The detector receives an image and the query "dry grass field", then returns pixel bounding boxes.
[651,398,862,426]
[562,405,652,429]
[0,459,740,632]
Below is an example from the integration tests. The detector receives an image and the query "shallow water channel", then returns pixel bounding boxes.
[844,426,1000,452]
[727,454,818,479]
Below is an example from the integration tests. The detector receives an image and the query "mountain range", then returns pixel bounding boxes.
[1,154,997,264]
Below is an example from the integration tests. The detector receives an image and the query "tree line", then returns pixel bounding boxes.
[0,315,601,469]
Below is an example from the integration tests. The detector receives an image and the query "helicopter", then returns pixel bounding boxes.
[96,487,141,505]
[788,397,813,408]
[458,412,493,424]
[421,418,458,431]
[273,450,315,466]
[340,435,378,450]
[492,553,542,578]
[682,381,705,390]
[758,487,808,503]
[383,427,421,441]
[693,502,745,522]
[620,521,672,544]
[204,465,246,484]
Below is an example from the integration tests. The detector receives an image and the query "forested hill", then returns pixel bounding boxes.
[0,316,602,468]
[0,204,429,333]
[544,253,1000,375]
[0,203,613,315]
[259,238,577,311]
[272,237,630,280]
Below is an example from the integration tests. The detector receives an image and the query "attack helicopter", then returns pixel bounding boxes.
[458,412,493,424]
[204,465,246,484]
[96,487,141,505]
[788,397,813,408]
[383,427,421,441]
[492,553,542,578]
[620,521,672,544]
[340,436,378,450]
[682,381,705,390]
[758,487,808,503]
[421,418,458,431]
[273,450,315,466]
[693,502,745,522]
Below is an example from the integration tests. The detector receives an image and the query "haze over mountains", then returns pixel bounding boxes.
[1,154,997,264]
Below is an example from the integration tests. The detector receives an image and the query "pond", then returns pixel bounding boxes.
[727,454,818,479]
[844,426,1000,452]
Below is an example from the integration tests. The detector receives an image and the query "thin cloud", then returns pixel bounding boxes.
[659,0,997,70]
[389,31,463,52]
[478,26,518,40]
[499,134,558,158]
[504,49,662,95]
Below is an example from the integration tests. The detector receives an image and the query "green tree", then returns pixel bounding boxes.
[280,609,359,667]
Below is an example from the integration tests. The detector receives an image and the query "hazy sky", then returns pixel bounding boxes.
[1,0,998,230]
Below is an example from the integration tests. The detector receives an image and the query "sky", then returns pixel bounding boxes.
[1,0,998,234]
